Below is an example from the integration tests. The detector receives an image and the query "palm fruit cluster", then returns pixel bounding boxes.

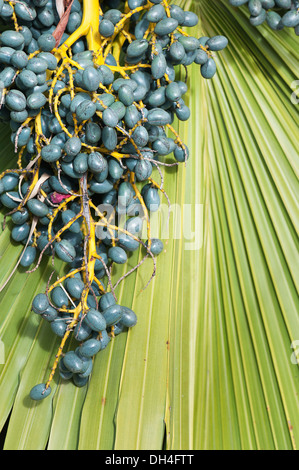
[230,0,299,34]
[0,0,228,401]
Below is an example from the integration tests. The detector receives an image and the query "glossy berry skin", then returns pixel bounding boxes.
[147,4,166,23]
[0,46,15,65]
[134,159,152,182]
[0,30,25,48]
[102,304,123,326]
[5,90,27,111]
[32,293,49,314]
[98,329,110,350]
[85,309,107,332]
[154,18,178,35]
[151,53,167,79]
[108,246,127,264]
[59,358,73,380]
[120,307,137,327]
[76,356,93,378]
[65,277,85,299]
[99,19,115,37]
[74,320,92,341]
[76,100,97,121]
[37,33,56,52]
[51,319,67,337]
[200,58,217,79]
[102,107,118,128]
[11,209,29,225]
[85,122,101,144]
[206,36,228,51]
[88,152,107,174]
[79,338,102,358]
[229,0,299,34]
[147,108,171,126]
[27,57,49,74]
[20,246,37,267]
[17,69,38,89]
[118,181,135,208]
[61,210,81,233]
[73,374,89,387]
[64,136,82,158]
[27,198,49,217]
[51,287,69,309]
[41,305,58,322]
[11,223,30,242]
[82,66,102,91]
[2,173,19,191]
[99,292,116,312]
[126,38,149,58]
[174,144,189,162]
[27,92,47,110]
[41,143,62,162]
[63,351,85,373]
[125,216,143,236]
[30,383,51,401]
[144,187,160,212]
[55,240,76,263]
[147,238,164,256]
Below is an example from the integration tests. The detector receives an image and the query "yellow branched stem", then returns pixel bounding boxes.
[130,171,151,249]
[9,2,19,31]
[45,302,81,389]
[47,195,79,241]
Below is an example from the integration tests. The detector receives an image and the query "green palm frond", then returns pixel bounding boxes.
[0,0,298,450]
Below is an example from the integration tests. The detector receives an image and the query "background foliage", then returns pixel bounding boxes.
[0,0,298,449]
